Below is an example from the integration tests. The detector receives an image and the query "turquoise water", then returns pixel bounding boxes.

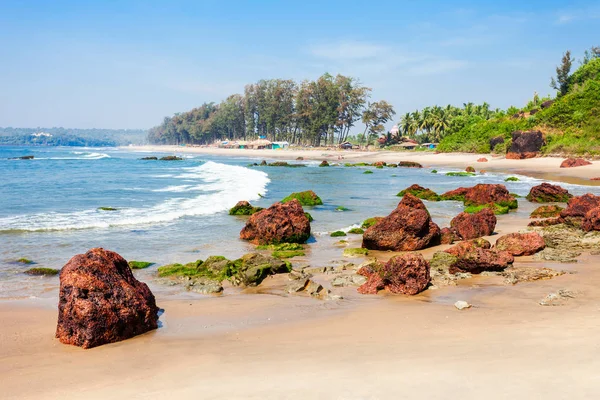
[1,146,598,298]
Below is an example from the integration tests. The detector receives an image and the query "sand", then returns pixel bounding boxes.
[3,147,600,399]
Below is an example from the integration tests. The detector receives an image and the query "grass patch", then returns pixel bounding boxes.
[343,248,369,256]
[330,230,347,237]
[24,267,59,276]
[128,261,154,269]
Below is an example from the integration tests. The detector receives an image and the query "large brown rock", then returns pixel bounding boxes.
[526,183,572,203]
[464,184,517,209]
[357,253,430,295]
[505,130,544,159]
[582,207,600,232]
[362,194,440,251]
[56,248,159,349]
[494,232,546,256]
[445,239,514,274]
[489,136,505,152]
[440,187,471,201]
[240,199,311,245]
[560,158,592,168]
[560,194,600,227]
[450,208,496,240]
[440,227,456,245]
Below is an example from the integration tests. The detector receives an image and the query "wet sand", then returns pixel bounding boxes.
[3,148,600,399]
[127,145,600,186]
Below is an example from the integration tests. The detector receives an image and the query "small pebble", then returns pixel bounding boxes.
[454,300,472,310]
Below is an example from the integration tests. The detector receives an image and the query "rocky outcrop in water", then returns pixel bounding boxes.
[494,232,545,256]
[56,248,159,349]
[450,208,496,240]
[362,194,440,251]
[357,253,430,295]
[505,130,544,159]
[526,183,572,203]
[240,199,311,245]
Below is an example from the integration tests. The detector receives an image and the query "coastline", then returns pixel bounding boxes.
[124,145,600,186]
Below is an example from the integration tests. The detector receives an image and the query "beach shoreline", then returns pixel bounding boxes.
[124,145,600,186]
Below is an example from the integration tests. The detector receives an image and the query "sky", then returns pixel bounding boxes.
[0,0,599,130]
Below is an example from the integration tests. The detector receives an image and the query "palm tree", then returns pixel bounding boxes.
[400,112,413,138]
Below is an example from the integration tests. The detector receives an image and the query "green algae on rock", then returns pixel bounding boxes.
[335,206,349,211]
[343,248,369,256]
[361,217,383,229]
[363,170,374,174]
[446,171,476,177]
[396,184,440,201]
[98,207,118,211]
[128,261,155,269]
[16,257,34,264]
[348,227,365,234]
[281,190,323,206]
[159,156,183,161]
[505,176,520,182]
[229,201,263,216]
[530,205,564,218]
[24,267,60,276]
[330,230,347,237]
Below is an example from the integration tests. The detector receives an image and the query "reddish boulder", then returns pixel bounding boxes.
[440,227,456,245]
[56,248,159,349]
[357,253,430,295]
[560,158,592,168]
[373,161,386,167]
[528,217,563,227]
[526,183,572,203]
[465,166,476,173]
[445,239,514,274]
[464,184,518,209]
[582,207,600,232]
[362,194,440,251]
[505,130,544,159]
[494,232,545,256]
[560,194,600,226]
[440,187,471,201]
[591,177,600,181]
[240,199,311,245]
[450,208,496,240]
[530,205,564,218]
[477,157,488,162]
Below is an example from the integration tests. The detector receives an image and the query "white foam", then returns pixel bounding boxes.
[34,152,110,160]
[0,161,270,232]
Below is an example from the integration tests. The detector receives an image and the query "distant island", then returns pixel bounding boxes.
[0,127,148,147]
[148,46,600,157]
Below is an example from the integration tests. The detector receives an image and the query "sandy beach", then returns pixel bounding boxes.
[126,145,600,186]
[3,147,600,399]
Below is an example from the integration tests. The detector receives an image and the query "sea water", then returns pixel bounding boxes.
[1,146,598,298]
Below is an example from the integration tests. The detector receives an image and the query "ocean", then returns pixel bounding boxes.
[1,145,598,299]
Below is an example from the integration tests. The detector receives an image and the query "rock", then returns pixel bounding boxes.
[281,190,323,206]
[465,166,475,173]
[260,160,267,166]
[357,253,430,295]
[9,155,34,160]
[539,289,576,306]
[240,199,311,245]
[398,161,423,168]
[450,208,496,240]
[477,157,488,162]
[373,161,386,167]
[489,136,505,152]
[229,253,292,286]
[560,194,600,227]
[396,184,440,201]
[440,187,471,202]
[159,156,183,161]
[494,232,546,256]
[286,277,309,293]
[454,301,472,310]
[140,156,158,160]
[540,100,554,109]
[501,266,567,285]
[440,227,456,245]
[464,184,518,210]
[319,160,329,167]
[526,183,572,203]
[583,206,600,232]
[528,217,563,227]
[55,248,159,349]
[429,252,471,286]
[186,277,224,294]
[331,274,367,287]
[24,267,60,276]
[445,239,514,274]
[560,158,592,168]
[530,205,564,218]
[305,280,325,296]
[229,200,263,216]
[505,130,544,159]
[362,194,441,251]
[533,248,581,263]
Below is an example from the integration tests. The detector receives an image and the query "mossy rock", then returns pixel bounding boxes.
[24,267,60,276]
[319,161,330,167]
[363,170,374,174]
[157,260,207,278]
[510,193,523,198]
[343,248,369,257]
[361,217,383,229]
[160,156,183,161]
[348,227,364,234]
[431,169,438,173]
[464,203,510,215]
[505,176,520,182]
[272,250,305,259]
[345,162,370,167]
[335,206,349,212]
[98,207,118,211]
[330,231,347,237]
[396,185,440,201]
[16,258,34,265]
[281,190,323,206]
[229,201,263,216]
[228,253,292,286]
[267,161,305,168]
[376,165,384,169]
[446,172,476,177]
[398,161,423,168]
[128,261,154,269]
[256,243,304,251]
[387,164,398,168]
[304,212,314,222]
[530,205,564,218]
[140,156,158,160]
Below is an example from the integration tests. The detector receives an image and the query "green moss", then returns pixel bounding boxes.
[361,217,382,229]
[272,250,305,259]
[446,172,476,177]
[343,248,369,256]
[363,170,373,174]
[128,261,154,269]
[228,202,263,215]
[335,206,349,211]
[159,156,183,161]
[348,227,365,234]
[387,164,398,168]
[281,190,323,206]
[256,243,304,251]
[397,186,440,201]
[330,230,347,237]
[505,176,520,182]
[157,260,205,278]
[267,161,305,167]
[16,258,34,264]
[530,205,564,218]
[376,165,384,169]
[431,169,438,173]
[98,207,118,211]
[304,212,314,222]
[24,267,59,276]
[510,193,523,198]
[464,203,510,215]
[344,162,370,167]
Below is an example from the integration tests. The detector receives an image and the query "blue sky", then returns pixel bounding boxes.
[0,0,599,130]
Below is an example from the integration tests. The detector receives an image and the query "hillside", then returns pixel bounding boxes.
[438,57,600,156]
[0,127,148,147]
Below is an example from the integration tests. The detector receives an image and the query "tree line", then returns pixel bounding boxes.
[148,73,395,146]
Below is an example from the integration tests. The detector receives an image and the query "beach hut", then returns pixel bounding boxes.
[339,141,353,149]
[397,142,417,150]
[421,142,438,149]
[272,141,290,150]
[249,139,273,149]
[237,140,249,149]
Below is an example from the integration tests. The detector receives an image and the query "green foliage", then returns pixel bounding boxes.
[330,230,347,237]
[551,51,573,96]
[24,267,60,276]
[505,177,519,182]
[361,217,382,229]
[348,227,365,234]
[343,248,369,256]
[0,127,146,146]
[281,190,323,206]
[128,261,154,269]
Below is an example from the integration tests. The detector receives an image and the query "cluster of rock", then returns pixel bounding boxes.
[506,130,545,159]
